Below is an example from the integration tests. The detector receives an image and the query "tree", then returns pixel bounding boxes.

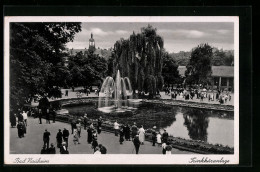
[162,53,180,87]
[10,22,81,111]
[212,49,225,66]
[110,25,164,97]
[185,43,213,85]
[68,52,108,88]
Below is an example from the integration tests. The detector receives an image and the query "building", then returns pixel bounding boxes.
[178,66,234,91]
[211,66,234,91]
[66,33,112,60]
[89,33,95,49]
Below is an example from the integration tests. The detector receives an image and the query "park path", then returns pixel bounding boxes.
[58,88,233,106]
[10,117,193,154]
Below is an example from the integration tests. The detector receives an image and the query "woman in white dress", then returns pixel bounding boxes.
[138,125,145,144]
[156,132,162,147]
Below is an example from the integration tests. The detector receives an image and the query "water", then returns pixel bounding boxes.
[98,70,133,112]
[65,102,234,147]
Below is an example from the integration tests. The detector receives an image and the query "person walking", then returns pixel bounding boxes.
[87,127,93,144]
[119,127,124,145]
[124,124,131,141]
[10,112,16,128]
[152,130,157,146]
[156,132,162,147]
[46,110,50,124]
[43,129,51,149]
[38,109,42,124]
[138,125,145,145]
[70,118,77,134]
[17,112,24,122]
[22,111,28,126]
[97,116,102,134]
[76,120,82,137]
[56,129,63,148]
[73,129,80,145]
[51,108,56,123]
[133,135,141,154]
[92,134,98,152]
[162,142,167,154]
[162,129,169,143]
[83,114,88,130]
[131,122,138,139]
[114,120,119,136]
[165,142,173,155]
[99,144,107,154]
[62,128,69,148]
[20,120,27,135]
[17,121,24,138]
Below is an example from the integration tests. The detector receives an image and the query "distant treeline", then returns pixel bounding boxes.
[170,48,234,66]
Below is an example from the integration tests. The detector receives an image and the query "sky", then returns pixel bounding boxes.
[66,22,234,53]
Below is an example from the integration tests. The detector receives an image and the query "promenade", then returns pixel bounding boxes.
[10,117,193,154]
[58,87,234,106]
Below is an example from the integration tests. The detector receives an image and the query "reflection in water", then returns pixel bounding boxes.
[65,102,234,147]
[183,109,209,142]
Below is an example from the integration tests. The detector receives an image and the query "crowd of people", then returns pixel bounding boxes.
[164,86,232,104]
[113,121,173,154]
[12,108,174,154]
[40,114,107,154]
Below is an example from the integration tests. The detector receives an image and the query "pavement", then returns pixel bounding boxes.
[10,117,193,154]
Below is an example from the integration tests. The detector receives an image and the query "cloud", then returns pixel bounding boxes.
[115,30,129,34]
[158,29,209,39]
[216,29,231,34]
[86,28,130,36]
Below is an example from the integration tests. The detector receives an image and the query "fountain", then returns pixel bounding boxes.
[98,70,141,113]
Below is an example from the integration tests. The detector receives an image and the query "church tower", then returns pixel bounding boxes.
[89,33,95,49]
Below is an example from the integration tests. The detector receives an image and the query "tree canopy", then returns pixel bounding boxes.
[109,25,164,96]
[185,43,213,85]
[10,22,81,111]
[68,51,108,87]
[162,52,180,86]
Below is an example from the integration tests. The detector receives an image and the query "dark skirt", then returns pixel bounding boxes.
[87,133,92,143]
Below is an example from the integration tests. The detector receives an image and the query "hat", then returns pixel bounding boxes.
[153,126,157,129]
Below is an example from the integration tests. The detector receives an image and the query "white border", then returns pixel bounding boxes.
[4,16,239,165]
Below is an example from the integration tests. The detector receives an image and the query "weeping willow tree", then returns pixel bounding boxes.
[110,25,164,97]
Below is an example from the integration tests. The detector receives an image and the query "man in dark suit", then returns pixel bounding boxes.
[56,129,63,148]
[17,121,24,138]
[133,135,141,154]
[162,129,169,143]
[43,129,51,149]
[62,128,69,148]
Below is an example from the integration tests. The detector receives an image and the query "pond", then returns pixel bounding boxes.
[64,101,234,147]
